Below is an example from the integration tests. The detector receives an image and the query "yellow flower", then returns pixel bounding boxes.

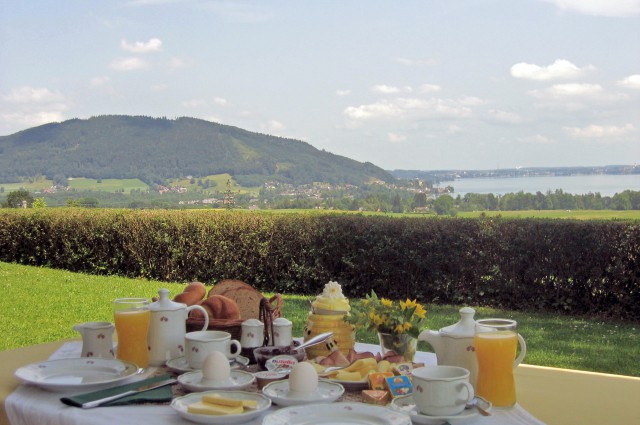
[381,298,393,308]
[400,299,418,310]
[394,324,405,333]
[414,304,427,319]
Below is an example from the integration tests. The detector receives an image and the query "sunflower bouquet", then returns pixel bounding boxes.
[348,290,427,339]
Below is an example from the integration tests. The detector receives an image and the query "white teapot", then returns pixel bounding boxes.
[148,288,209,366]
[418,307,481,388]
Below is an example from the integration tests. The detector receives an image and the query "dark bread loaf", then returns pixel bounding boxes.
[173,281,206,306]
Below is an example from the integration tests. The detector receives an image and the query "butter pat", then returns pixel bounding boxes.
[368,371,394,390]
[362,389,391,405]
[385,375,413,397]
[187,401,243,415]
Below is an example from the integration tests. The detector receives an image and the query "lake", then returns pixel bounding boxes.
[436,174,640,197]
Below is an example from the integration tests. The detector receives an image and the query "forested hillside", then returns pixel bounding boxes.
[0,115,394,186]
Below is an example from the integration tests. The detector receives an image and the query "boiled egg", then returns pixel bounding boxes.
[288,362,318,393]
[202,351,230,382]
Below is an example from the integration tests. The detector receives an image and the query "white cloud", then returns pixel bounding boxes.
[617,74,640,89]
[181,99,206,108]
[1,111,66,129]
[518,134,555,144]
[447,125,463,134]
[90,76,111,87]
[336,89,352,97]
[343,96,475,125]
[150,83,168,91]
[528,83,604,99]
[372,84,412,94]
[168,57,190,69]
[120,38,163,53]
[213,97,228,106]
[564,123,636,138]
[539,0,640,17]
[1,86,68,131]
[419,84,441,93]
[2,86,64,103]
[388,132,407,143]
[262,119,285,134]
[110,57,150,71]
[486,109,523,124]
[511,59,594,80]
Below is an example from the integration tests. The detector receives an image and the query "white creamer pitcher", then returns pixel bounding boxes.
[148,288,209,366]
[73,321,115,359]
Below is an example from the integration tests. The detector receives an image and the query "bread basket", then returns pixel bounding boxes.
[186,280,283,343]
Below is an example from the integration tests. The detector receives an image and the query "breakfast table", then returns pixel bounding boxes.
[1,339,639,425]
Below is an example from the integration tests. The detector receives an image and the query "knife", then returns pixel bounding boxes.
[80,378,177,409]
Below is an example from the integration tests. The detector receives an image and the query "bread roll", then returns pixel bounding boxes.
[193,295,241,320]
[174,281,206,306]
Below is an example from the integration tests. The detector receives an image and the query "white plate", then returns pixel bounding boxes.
[171,390,271,424]
[14,358,139,392]
[390,395,493,425]
[166,355,249,373]
[178,370,255,392]
[262,379,344,407]
[263,402,412,425]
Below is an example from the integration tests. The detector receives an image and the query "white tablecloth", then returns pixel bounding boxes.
[6,342,545,425]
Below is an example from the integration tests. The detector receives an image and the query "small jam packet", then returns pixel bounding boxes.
[368,371,394,390]
[392,362,413,376]
[385,375,413,397]
[362,389,391,405]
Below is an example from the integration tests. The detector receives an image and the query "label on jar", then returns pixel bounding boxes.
[265,355,299,372]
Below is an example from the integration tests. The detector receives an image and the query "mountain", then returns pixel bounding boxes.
[0,115,394,186]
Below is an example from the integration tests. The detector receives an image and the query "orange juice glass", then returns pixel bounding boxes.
[114,298,150,368]
[474,319,526,407]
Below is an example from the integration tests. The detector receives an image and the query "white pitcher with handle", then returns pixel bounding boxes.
[73,321,115,359]
[148,288,209,366]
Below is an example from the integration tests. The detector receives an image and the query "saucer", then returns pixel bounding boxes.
[390,395,492,425]
[166,355,249,373]
[177,370,255,392]
[261,379,344,406]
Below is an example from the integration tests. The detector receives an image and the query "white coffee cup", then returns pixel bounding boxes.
[412,365,475,416]
[185,330,241,369]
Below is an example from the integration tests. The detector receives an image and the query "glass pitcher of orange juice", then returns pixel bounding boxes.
[474,319,526,407]
[114,298,151,368]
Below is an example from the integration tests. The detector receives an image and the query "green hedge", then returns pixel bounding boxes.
[1,209,638,320]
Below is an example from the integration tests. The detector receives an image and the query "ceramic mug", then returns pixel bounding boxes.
[412,365,475,416]
[185,330,241,369]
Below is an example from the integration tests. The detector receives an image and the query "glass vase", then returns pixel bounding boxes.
[377,332,417,362]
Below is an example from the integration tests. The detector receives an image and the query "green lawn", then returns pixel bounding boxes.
[67,178,149,193]
[1,261,637,377]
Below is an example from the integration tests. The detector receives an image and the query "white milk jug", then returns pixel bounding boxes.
[73,321,115,359]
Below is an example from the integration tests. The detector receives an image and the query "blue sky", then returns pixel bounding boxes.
[1,0,639,170]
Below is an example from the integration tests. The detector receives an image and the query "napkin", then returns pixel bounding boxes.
[60,374,174,408]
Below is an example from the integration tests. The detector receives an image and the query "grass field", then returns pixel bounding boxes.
[0,177,53,193]
[170,173,261,196]
[67,178,149,193]
[1,261,637,377]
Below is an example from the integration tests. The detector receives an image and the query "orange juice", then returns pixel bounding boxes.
[475,330,518,407]
[115,309,151,368]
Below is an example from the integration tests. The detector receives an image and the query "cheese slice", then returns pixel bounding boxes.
[187,401,243,415]
[201,394,244,408]
[201,394,258,409]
